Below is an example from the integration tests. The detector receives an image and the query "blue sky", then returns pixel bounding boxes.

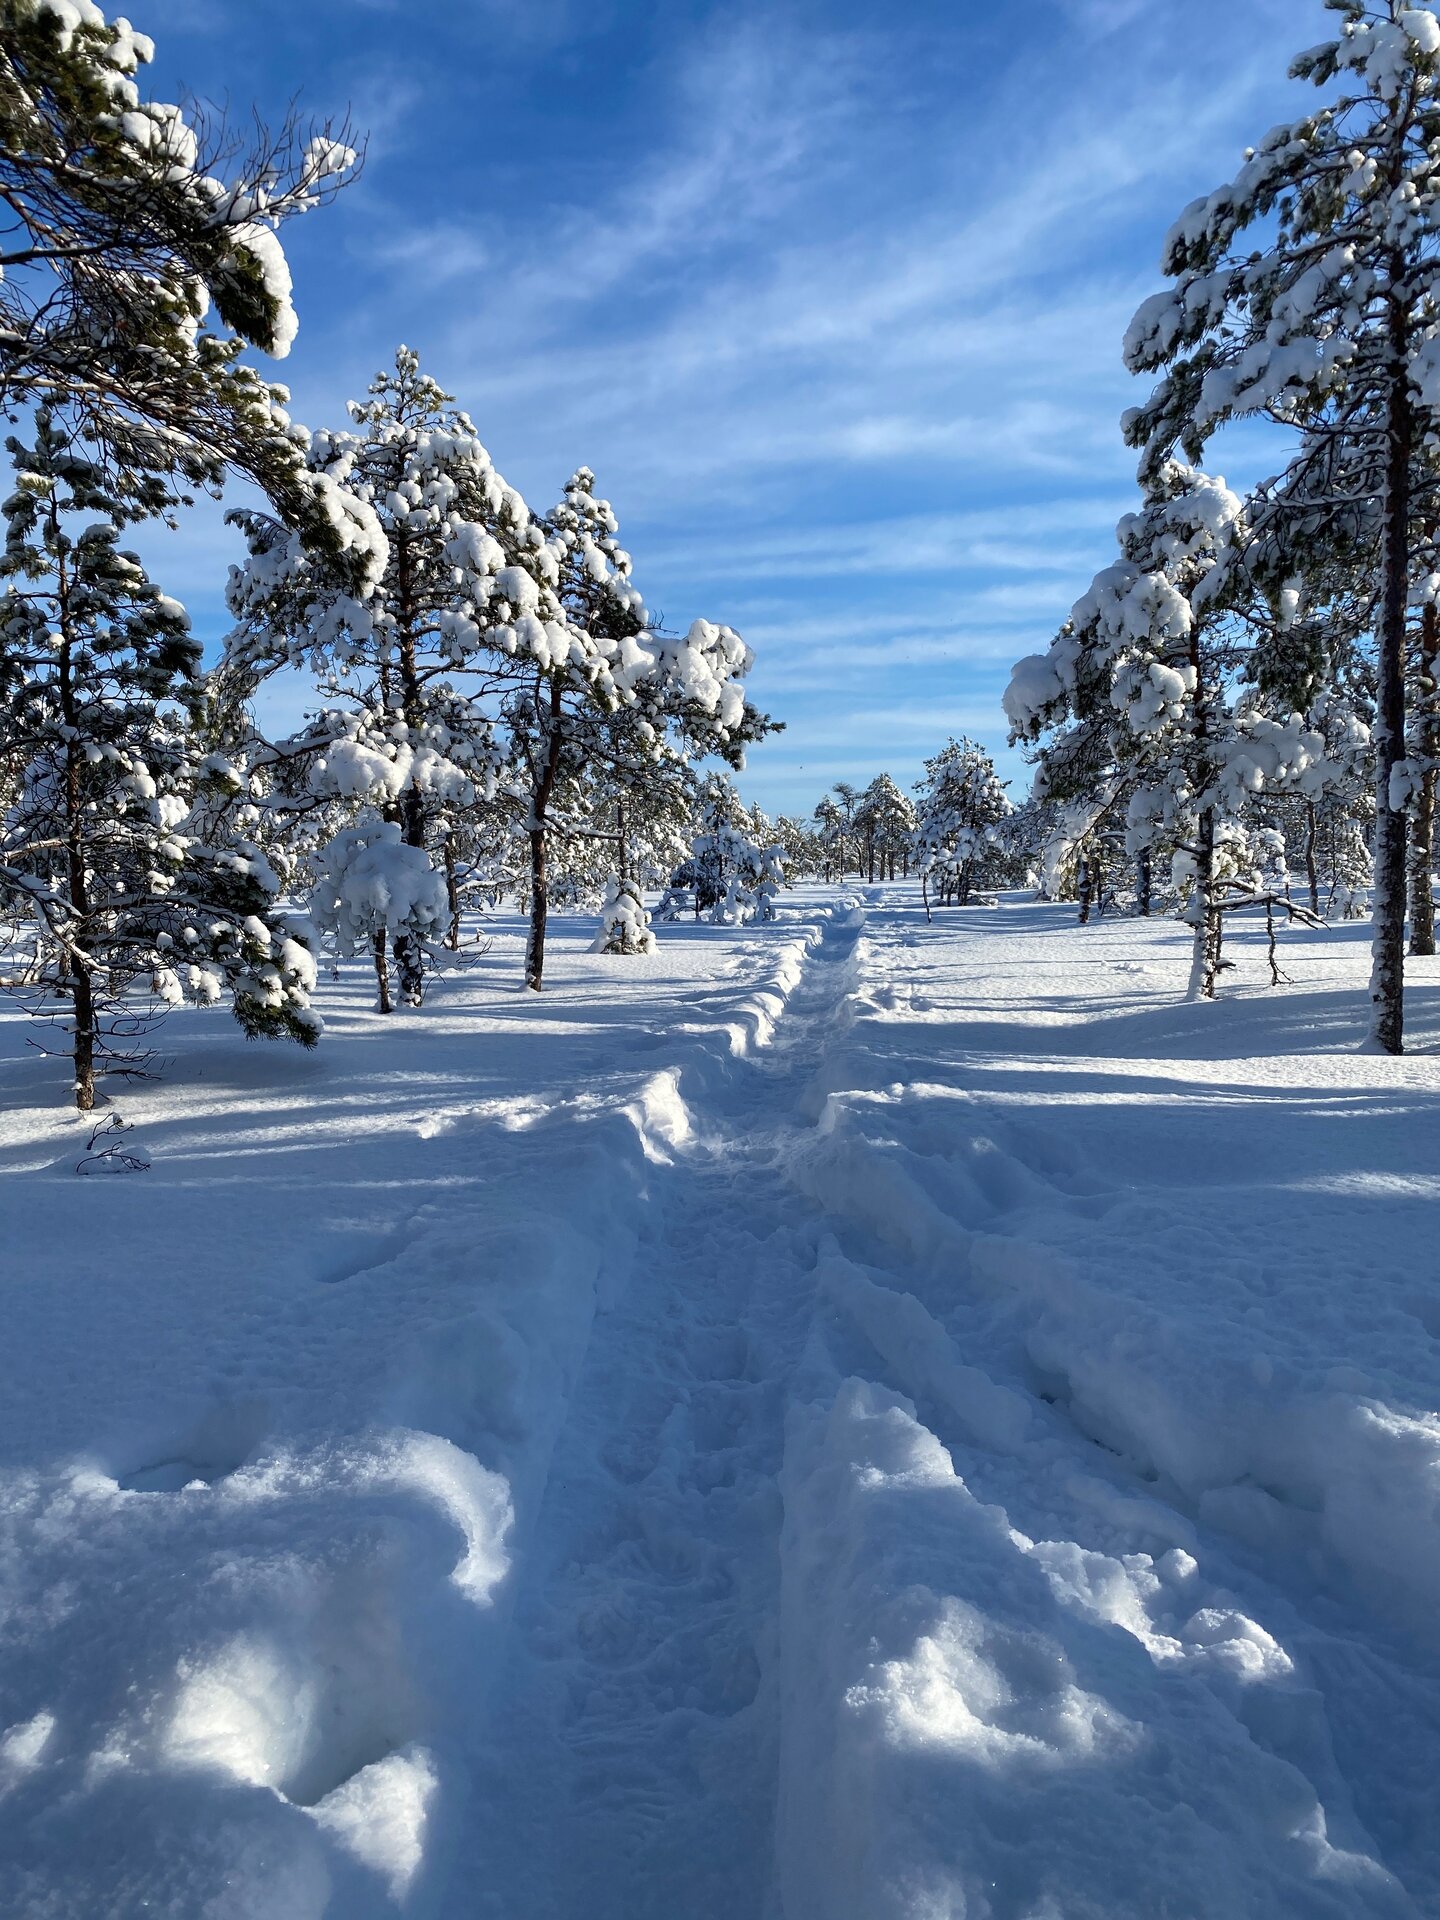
[134,0,1313,819]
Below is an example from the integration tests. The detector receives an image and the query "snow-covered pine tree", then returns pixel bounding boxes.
[810,794,845,881]
[1022,702,1131,913]
[593,733,695,917]
[509,466,772,989]
[670,773,771,921]
[1008,466,1342,995]
[0,0,362,546]
[855,774,917,881]
[0,411,318,1109]
[912,737,1011,910]
[1122,0,1440,1048]
[830,783,860,875]
[226,349,509,1008]
[774,814,824,879]
[591,878,656,955]
[986,794,1053,895]
[752,841,787,920]
[1009,467,1246,983]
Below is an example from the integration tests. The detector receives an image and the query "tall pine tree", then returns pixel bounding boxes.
[0,411,318,1108]
[1123,0,1440,1048]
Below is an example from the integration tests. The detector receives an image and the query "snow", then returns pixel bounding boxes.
[228,221,299,357]
[1,886,1438,1915]
[310,820,451,958]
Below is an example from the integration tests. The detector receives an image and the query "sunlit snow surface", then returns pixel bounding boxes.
[0,887,1437,1917]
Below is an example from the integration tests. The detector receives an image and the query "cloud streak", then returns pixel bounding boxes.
[140,0,1324,813]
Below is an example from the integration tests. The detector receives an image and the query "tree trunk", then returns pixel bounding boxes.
[1304,801,1320,918]
[391,542,430,1008]
[524,681,565,993]
[373,931,393,1015]
[1408,599,1439,955]
[1187,810,1220,1001]
[1136,846,1152,918]
[70,956,96,1112]
[1077,858,1092,925]
[444,832,461,951]
[1410,768,1437,955]
[525,826,548,990]
[1369,284,1413,1052]
[56,600,96,1110]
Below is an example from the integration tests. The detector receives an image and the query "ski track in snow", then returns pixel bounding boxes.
[1,886,1438,1916]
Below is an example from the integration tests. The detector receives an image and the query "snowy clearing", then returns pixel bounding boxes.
[1,886,1438,1918]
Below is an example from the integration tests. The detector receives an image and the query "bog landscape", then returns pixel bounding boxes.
[1,2,1438,1916]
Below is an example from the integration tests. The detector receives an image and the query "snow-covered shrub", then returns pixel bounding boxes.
[591,878,656,955]
[309,821,449,1009]
[710,875,755,926]
[652,885,693,923]
[753,844,786,921]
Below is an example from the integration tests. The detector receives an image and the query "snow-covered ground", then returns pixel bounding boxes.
[1,886,1438,1918]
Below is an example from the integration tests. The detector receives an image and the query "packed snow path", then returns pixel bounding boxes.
[468,904,868,1917]
[1,888,1438,1917]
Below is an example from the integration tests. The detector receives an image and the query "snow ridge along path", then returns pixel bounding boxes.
[1,885,1437,1916]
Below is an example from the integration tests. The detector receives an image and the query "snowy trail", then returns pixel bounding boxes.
[450,887,1437,1918]
[464,901,868,1919]
[3,886,1438,1916]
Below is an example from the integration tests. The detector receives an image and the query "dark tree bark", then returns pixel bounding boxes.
[372,931,393,1015]
[1136,846,1152,919]
[524,680,565,993]
[1188,808,1221,1001]
[1408,599,1439,956]
[389,539,428,1007]
[56,538,95,1110]
[1369,276,1413,1053]
[1304,800,1320,919]
[444,832,461,950]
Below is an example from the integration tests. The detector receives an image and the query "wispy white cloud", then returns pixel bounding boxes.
[151,0,1325,812]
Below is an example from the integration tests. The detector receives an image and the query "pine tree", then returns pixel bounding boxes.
[592,878,656,955]
[912,738,1011,910]
[811,795,845,880]
[1123,0,1440,1048]
[511,466,772,989]
[855,773,917,881]
[0,0,361,544]
[1008,466,1347,994]
[774,814,824,878]
[232,404,773,997]
[0,411,317,1109]
[226,350,509,1008]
